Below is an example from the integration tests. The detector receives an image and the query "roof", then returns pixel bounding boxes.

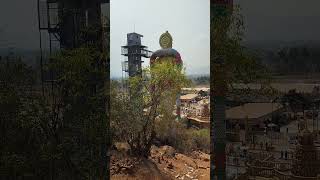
[226,103,283,120]
[127,32,143,37]
[180,94,198,100]
[187,117,210,123]
[233,83,320,93]
[182,87,210,92]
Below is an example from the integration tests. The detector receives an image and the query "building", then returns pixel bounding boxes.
[243,127,320,179]
[180,94,199,104]
[182,87,210,94]
[292,129,320,177]
[186,103,210,129]
[121,33,152,78]
[226,103,284,131]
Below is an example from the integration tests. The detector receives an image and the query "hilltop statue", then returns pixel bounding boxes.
[150,31,183,67]
[150,31,183,119]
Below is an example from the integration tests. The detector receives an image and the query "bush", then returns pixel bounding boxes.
[155,119,210,154]
[192,129,210,153]
[111,61,190,157]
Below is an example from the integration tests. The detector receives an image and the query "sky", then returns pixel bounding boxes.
[110,0,210,78]
[0,0,39,49]
[235,0,320,42]
[0,1,110,51]
[1,1,320,73]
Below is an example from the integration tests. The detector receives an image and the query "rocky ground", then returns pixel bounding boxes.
[110,144,210,180]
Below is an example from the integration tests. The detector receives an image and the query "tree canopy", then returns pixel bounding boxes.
[0,47,109,180]
[111,59,190,157]
[212,5,271,93]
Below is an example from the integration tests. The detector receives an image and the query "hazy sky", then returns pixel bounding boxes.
[110,0,210,77]
[1,0,320,73]
[0,1,110,50]
[236,0,320,42]
[0,0,39,49]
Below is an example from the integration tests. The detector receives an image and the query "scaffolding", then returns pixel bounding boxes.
[121,32,152,91]
[37,0,109,98]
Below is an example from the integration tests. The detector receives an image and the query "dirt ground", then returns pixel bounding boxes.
[110,144,210,180]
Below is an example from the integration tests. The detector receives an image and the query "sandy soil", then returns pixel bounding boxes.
[110,144,210,180]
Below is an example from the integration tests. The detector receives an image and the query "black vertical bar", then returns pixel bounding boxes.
[37,0,45,97]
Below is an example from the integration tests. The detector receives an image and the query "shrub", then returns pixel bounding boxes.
[155,119,210,154]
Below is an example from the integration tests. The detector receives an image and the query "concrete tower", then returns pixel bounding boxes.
[121,33,152,78]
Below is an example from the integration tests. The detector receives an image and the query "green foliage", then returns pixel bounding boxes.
[110,80,145,143]
[155,119,210,154]
[0,58,48,179]
[192,129,210,152]
[212,5,271,91]
[111,60,190,157]
[192,76,210,86]
[281,89,311,114]
[272,46,320,74]
[0,47,109,180]
[47,47,108,179]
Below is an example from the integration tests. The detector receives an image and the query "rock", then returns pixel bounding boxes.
[161,145,176,157]
[193,151,210,161]
[198,165,208,169]
[185,174,193,179]
[168,162,174,169]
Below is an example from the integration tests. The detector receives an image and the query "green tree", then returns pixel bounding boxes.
[211,5,272,179]
[111,59,189,157]
[44,47,109,179]
[0,48,109,180]
[212,6,270,89]
[0,57,42,179]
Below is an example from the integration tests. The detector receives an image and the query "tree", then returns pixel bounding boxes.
[212,5,271,89]
[281,89,310,119]
[45,47,109,179]
[111,59,189,157]
[0,57,45,179]
[0,47,109,180]
[211,5,272,179]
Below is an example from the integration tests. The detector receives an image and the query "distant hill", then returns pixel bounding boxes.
[243,40,320,51]
[243,40,320,74]
[0,48,41,68]
[187,74,210,79]
[188,74,210,86]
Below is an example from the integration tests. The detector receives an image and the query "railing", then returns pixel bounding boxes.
[141,49,153,57]
[121,61,128,72]
[38,0,59,30]
[248,151,271,160]
[121,47,152,58]
[226,156,246,166]
[246,161,318,179]
[233,146,320,179]
[234,173,249,180]
[38,0,49,29]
